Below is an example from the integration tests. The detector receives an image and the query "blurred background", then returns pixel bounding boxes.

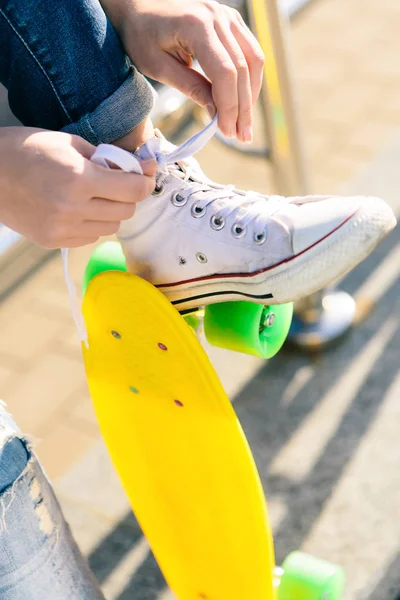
[0,0,399,598]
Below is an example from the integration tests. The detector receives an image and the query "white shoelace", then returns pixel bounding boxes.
[162,169,285,237]
[61,247,88,347]
[62,116,219,344]
[63,114,286,343]
[138,117,287,239]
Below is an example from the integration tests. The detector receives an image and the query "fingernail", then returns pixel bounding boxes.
[141,159,157,167]
[140,159,158,174]
[229,125,237,139]
[243,125,253,143]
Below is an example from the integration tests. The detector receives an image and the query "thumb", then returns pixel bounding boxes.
[140,159,158,177]
[159,54,214,109]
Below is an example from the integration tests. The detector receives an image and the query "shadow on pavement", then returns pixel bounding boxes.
[367,550,400,600]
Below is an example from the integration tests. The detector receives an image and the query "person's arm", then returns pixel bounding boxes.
[0,127,156,248]
[99,0,264,143]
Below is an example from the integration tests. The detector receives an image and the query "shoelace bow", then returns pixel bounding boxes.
[63,115,287,344]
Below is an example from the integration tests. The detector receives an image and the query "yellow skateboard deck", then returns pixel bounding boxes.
[82,271,277,600]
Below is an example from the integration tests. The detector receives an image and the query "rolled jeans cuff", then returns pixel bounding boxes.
[62,67,155,145]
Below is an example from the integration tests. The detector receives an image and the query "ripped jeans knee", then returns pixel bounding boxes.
[0,401,53,539]
[0,436,30,498]
[0,399,29,500]
[0,402,105,599]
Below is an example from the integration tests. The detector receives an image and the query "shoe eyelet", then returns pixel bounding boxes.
[152,183,165,196]
[191,203,207,218]
[232,223,247,238]
[171,191,187,206]
[210,215,226,230]
[254,228,268,245]
[196,252,208,263]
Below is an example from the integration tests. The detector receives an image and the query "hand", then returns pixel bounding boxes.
[102,0,265,142]
[0,127,156,248]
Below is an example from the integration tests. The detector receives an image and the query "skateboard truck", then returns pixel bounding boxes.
[288,289,357,350]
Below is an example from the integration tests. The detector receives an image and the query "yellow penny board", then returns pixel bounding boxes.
[82,271,277,600]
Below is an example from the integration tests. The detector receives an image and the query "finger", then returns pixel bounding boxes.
[215,22,253,142]
[192,30,238,137]
[85,198,136,222]
[68,135,96,160]
[89,163,156,203]
[140,159,158,177]
[152,52,214,111]
[231,18,264,107]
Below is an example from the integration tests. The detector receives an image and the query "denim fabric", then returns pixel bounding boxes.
[0,438,29,495]
[0,0,154,143]
[0,406,106,600]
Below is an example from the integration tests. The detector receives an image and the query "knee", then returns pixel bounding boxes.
[0,407,29,494]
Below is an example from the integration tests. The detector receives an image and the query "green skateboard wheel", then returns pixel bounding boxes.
[82,241,127,295]
[203,301,293,359]
[278,552,345,600]
[83,242,292,359]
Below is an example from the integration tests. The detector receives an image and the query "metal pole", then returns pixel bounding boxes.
[246,0,356,350]
[247,0,309,196]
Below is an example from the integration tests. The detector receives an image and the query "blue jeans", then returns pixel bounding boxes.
[0,1,155,598]
[0,407,107,599]
[0,0,154,143]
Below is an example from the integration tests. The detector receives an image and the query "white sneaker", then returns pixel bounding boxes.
[92,117,397,310]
